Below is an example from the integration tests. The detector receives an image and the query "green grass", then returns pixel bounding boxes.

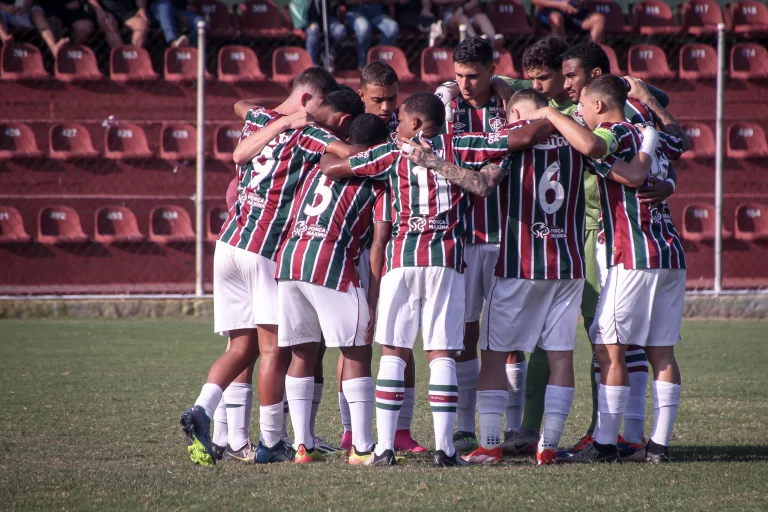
[1,318,767,511]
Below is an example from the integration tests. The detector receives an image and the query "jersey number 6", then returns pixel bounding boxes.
[538,161,565,215]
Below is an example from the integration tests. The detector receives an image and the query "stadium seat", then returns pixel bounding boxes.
[627,44,676,80]
[681,122,715,159]
[189,0,235,37]
[584,0,630,34]
[164,47,207,83]
[214,124,241,162]
[49,123,99,160]
[368,46,417,82]
[105,123,153,160]
[272,46,313,85]
[421,47,455,85]
[679,43,718,80]
[734,203,768,241]
[682,203,731,241]
[160,123,197,161]
[600,44,625,75]
[55,43,102,82]
[632,0,679,35]
[207,207,229,241]
[110,45,158,82]
[218,45,267,83]
[236,0,290,38]
[37,206,89,244]
[728,1,768,37]
[727,122,768,159]
[730,43,768,80]
[681,0,723,35]
[149,205,195,243]
[0,123,42,160]
[488,0,534,36]
[1,42,49,80]
[94,205,144,244]
[0,206,31,244]
[493,48,522,79]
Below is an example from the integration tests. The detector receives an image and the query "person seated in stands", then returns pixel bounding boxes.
[87,0,149,48]
[395,0,436,38]
[429,0,502,49]
[532,0,606,43]
[343,0,399,72]
[0,0,34,45]
[149,0,202,48]
[29,0,94,56]
[290,0,347,71]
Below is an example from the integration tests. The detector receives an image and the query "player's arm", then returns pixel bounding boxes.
[624,77,690,151]
[533,106,608,157]
[234,99,280,120]
[232,111,313,166]
[326,141,359,158]
[319,154,356,179]
[366,221,391,344]
[596,127,660,188]
[505,119,555,152]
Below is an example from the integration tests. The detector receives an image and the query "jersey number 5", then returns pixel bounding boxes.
[303,175,333,216]
[538,162,565,215]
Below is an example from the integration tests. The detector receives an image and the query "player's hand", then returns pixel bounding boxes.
[400,135,437,168]
[491,77,514,112]
[623,76,652,102]
[529,106,554,121]
[285,111,315,130]
[636,177,674,208]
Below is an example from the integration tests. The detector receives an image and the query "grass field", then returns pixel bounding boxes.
[1,318,768,511]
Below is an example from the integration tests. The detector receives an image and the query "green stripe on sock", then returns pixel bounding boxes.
[224,404,244,409]
[376,402,402,411]
[428,384,459,392]
[429,406,457,413]
[626,353,648,364]
[377,379,405,388]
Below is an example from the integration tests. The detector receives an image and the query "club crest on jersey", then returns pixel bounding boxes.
[531,222,550,239]
[489,116,505,132]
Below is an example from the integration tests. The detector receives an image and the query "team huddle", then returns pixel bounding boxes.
[180,35,690,467]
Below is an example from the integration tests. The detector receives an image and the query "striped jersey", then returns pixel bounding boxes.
[348,131,510,273]
[590,121,686,270]
[497,121,588,280]
[358,184,393,254]
[219,107,339,259]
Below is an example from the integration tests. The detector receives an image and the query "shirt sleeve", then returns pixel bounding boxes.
[299,126,340,155]
[499,76,533,91]
[349,143,397,180]
[240,107,281,142]
[372,182,392,223]
[451,132,510,170]
[658,132,684,161]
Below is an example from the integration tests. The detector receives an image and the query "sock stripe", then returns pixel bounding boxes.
[375,390,405,401]
[430,405,457,413]
[628,366,649,373]
[428,394,458,403]
[376,402,402,411]
[429,384,459,392]
[626,353,649,364]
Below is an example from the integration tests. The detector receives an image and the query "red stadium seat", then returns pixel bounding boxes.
[160,123,197,161]
[214,124,241,162]
[679,43,718,80]
[599,44,625,75]
[165,47,208,82]
[681,122,715,159]
[728,1,768,37]
[421,47,455,85]
[272,46,313,85]
[1,42,49,80]
[0,123,42,160]
[49,123,98,160]
[493,48,523,79]
[735,203,768,241]
[683,203,731,241]
[489,0,534,36]
[628,44,676,80]
[149,205,195,243]
[730,43,768,80]
[207,207,229,241]
[632,1,679,35]
[105,123,153,160]
[681,0,723,35]
[368,46,417,82]
[110,45,158,82]
[727,122,768,159]
[218,45,267,83]
[236,0,290,38]
[189,0,235,37]
[94,205,144,244]
[584,0,629,34]
[38,206,89,244]
[55,43,102,82]
[0,206,31,244]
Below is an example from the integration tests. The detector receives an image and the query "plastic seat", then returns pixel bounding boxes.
[368,46,417,82]
[1,42,49,80]
[214,124,242,162]
[488,0,534,36]
[421,47,455,85]
[493,48,522,79]
[627,44,676,80]
[682,203,729,241]
[38,206,89,244]
[679,43,718,80]
[681,0,723,35]
[237,0,290,38]
[105,123,153,160]
[160,123,197,161]
[94,205,144,244]
[727,122,768,159]
[189,0,235,37]
[728,1,768,37]
[0,123,42,160]
[110,45,158,82]
[49,123,98,160]
[165,47,207,82]
[55,43,102,82]
[680,122,715,159]
[730,43,768,80]
[735,203,768,241]
[149,205,195,243]
[272,46,314,85]
[599,44,624,75]
[218,45,266,83]
[632,1,679,35]
[583,0,629,34]
[207,207,229,241]
[0,206,31,244]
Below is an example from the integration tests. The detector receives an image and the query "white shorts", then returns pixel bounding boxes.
[480,278,584,353]
[596,238,608,287]
[356,248,371,296]
[277,280,369,348]
[593,265,686,347]
[463,243,500,322]
[213,241,278,336]
[375,266,465,351]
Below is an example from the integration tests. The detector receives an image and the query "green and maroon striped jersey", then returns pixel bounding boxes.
[358,183,392,254]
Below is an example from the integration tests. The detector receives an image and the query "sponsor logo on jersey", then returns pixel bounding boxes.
[489,106,505,113]
[531,222,550,239]
[243,191,267,209]
[455,108,466,114]
[534,134,569,149]
[408,216,449,231]
[486,132,501,144]
[357,150,370,159]
[293,220,308,236]
[293,220,327,238]
[453,121,466,133]
[489,116,505,132]
[408,217,427,231]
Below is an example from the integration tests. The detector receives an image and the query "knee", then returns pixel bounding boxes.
[353,17,371,38]
[306,22,319,37]
[382,19,399,39]
[645,346,677,369]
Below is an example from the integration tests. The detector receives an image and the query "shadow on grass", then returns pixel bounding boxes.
[673,445,768,463]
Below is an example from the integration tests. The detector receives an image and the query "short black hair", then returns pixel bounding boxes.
[453,36,494,68]
[294,66,338,96]
[523,36,569,72]
[583,74,627,108]
[562,42,611,74]
[347,113,391,146]
[360,61,399,88]
[402,92,446,126]
[321,87,366,118]
[509,88,548,109]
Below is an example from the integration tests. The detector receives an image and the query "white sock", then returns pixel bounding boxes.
[477,390,506,449]
[505,361,526,433]
[194,383,223,419]
[286,375,315,450]
[309,378,323,439]
[212,397,228,447]
[397,387,416,431]
[342,377,375,452]
[650,380,681,447]
[539,385,575,451]
[374,355,406,455]
[595,384,630,446]
[456,359,480,433]
[223,383,252,451]
[624,369,649,444]
[281,392,289,439]
[259,402,283,448]
[429,357,458,456]
[338,391,352,433]
[592,357,601,439]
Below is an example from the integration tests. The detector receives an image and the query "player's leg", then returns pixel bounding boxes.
[337,351,353,449]
[515,346,549,453]
[341,344,376,464]
[463,348,506,465]
[503,350,526,439]
[620,344,650,459]
[394,352,426,453]
[94,10,123,49]
[221,363,257,462]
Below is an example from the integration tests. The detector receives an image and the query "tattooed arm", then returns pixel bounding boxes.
[625,76,690,152]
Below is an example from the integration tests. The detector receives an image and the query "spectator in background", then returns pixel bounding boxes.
[344,0,399,71]
[395,0,436,37]
[1,1,34,45]
[429,0,502,48]
[532,0,606,43]
[149,0,202,47]
[290,0,347,71]
[30,0,95,55]
[88,0,149,48]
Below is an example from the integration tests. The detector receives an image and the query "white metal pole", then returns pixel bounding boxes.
[714,22,725,294]
[195,20,207,297]
[321,0,331,70]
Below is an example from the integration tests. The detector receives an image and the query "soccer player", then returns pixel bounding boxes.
[357,61,400,134]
